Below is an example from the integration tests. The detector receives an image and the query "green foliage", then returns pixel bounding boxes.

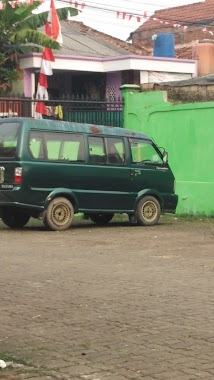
[0,0,77,92]
[11,29,60,49]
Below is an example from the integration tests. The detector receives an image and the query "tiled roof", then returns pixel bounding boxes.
[134,0,214,32]
[175,46,193,59]
[53,20,147,57]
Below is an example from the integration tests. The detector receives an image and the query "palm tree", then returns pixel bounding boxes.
[0,0,77,91]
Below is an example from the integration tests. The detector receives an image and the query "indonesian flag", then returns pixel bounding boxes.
[35,0,62,119]
[46,0,63,44]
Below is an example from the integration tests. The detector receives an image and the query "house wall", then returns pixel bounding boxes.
[141,83,214,103]
[147,71,192,83]
[23,70,33,97]
[193,40,214,76]
[121,85,214,215]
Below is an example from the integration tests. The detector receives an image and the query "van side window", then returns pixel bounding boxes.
[129,138,163,165]
[29,132,85,162]
[106,137,125,165]
[29,132,44,159]
[88,136,106,164]
[45,133,85,162]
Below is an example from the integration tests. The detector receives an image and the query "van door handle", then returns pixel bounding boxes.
[133,169,142,176]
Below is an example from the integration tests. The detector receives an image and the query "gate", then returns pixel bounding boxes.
[0,96,124,128]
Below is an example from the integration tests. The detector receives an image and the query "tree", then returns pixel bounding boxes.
[0,0,77,92]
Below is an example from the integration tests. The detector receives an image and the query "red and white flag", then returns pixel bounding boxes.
[202,27,214,36]
[35,0,62,119]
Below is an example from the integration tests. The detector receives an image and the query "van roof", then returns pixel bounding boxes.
[1,118,151,141]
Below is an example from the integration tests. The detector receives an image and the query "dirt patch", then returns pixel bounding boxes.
[0,215,214,380]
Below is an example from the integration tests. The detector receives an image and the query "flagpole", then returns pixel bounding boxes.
[35,0,62,119]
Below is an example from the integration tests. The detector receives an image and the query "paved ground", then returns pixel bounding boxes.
[0,215,214,380]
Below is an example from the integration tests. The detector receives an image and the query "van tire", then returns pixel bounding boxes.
[2,211,30,229]
[44,197,74,231]
[89,213,114,225]
[136,196,161,226]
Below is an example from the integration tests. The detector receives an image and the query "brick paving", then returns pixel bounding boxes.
[0,217,214,380]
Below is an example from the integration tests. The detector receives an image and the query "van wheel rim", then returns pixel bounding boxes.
[52,203,70,226]
[142,201,157,222]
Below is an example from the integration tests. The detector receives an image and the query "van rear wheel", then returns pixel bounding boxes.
[136,196,161,226]
[2,211,30,229]
[89,213,114,225]
[44,197,74,231]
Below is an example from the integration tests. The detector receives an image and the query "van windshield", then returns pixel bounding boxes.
[0,122,20,158]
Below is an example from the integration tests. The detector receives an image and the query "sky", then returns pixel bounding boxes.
[34,0,204,41]
[70,0,204,40]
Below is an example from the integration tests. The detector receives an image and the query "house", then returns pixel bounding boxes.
[18,19,197,99]
[129,0,214,76]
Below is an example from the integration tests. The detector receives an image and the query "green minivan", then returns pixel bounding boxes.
[0,118,178,230]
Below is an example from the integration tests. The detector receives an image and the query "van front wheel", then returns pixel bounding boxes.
[136,196,161,226]
[44,197,74,231]
[89,213,114,225]
[2,211,30,228]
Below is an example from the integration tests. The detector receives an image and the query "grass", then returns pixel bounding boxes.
[0,353,28,366]
[0,352,46,380]
[0,212,214,231]
[162,213,214,223]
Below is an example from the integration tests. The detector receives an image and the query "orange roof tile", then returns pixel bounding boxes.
[135,0,214,32]
[175,46,193,59]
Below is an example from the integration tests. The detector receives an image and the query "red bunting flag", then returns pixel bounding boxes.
[69,0,85,9]
[116,12,127,20]
[35,0,63,119]
[202,28,214,36]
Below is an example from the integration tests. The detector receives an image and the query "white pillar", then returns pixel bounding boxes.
[140,71,149,84]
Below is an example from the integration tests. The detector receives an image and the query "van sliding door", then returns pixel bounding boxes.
[80,136,131,212]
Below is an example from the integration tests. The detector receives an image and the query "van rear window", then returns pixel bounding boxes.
[0,122,20,158]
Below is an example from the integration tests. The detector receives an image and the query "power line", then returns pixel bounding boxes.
[130,17,214,34]
[71,15,147,31]
[56,0,214,28]
[70,15,214,31]
[64,17,214,41]
[57,0,159,17]
[77,0,165,12]
[117,0,169,8]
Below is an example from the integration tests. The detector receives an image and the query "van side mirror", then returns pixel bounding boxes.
[163,151,168,163]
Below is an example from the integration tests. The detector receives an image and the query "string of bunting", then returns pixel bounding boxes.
[0,0,213,36]
[0,0,85,9]
[116,11,214,35]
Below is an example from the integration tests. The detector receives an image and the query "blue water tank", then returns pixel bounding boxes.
[153,33,175,58]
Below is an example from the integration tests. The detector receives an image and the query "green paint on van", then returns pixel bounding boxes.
[0,118,177,230]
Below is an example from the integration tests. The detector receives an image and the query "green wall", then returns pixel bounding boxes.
[121,85,214,215]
